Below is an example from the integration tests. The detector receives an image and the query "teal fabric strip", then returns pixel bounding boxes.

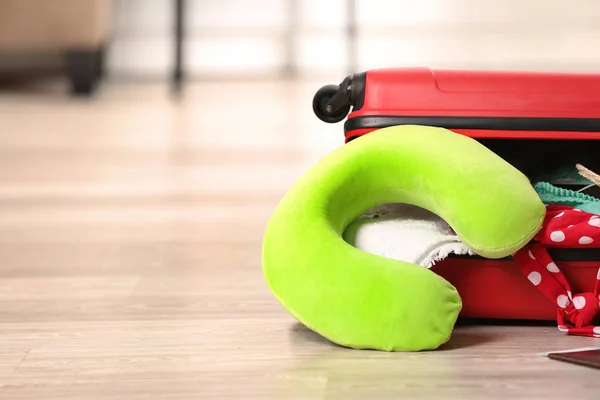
[534,182,600,215]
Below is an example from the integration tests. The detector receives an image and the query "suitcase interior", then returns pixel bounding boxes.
[430,136,600,322]
[477,138,600,192]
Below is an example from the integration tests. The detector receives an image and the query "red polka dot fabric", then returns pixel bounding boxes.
[534,205,600,247]
[513,205,600,338]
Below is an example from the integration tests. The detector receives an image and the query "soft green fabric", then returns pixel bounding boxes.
[535,181,600,215]
[262,125,545,352]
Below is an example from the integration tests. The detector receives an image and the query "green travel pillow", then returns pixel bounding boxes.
[262,125,545,351]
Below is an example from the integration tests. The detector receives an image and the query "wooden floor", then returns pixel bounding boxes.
[1,80,600,399]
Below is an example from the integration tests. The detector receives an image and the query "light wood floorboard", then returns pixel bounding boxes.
[1,81,599,399]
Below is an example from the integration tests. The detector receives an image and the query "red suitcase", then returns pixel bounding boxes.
[313,67,600,322]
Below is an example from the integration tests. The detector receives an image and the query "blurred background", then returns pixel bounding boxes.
[1,0,600,91]
[0,1,599,258]
[2,1,600,396]
[1,0,600,297]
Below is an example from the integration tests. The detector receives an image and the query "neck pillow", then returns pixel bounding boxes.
[262,125,545,351]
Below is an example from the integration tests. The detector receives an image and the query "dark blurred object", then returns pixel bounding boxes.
[547,348,600,370]
[172,0,184,95]
[0,0,114,96]
[477,139,600,186]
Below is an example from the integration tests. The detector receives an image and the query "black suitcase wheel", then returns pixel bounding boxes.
[312,85,351,123]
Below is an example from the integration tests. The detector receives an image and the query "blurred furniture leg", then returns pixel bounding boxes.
[173,0,185,94]
[0,0,114,96]
[347,0,357,74]
[65,47,104,95]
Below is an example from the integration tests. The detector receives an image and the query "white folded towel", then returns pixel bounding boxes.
[343,203,474,268]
